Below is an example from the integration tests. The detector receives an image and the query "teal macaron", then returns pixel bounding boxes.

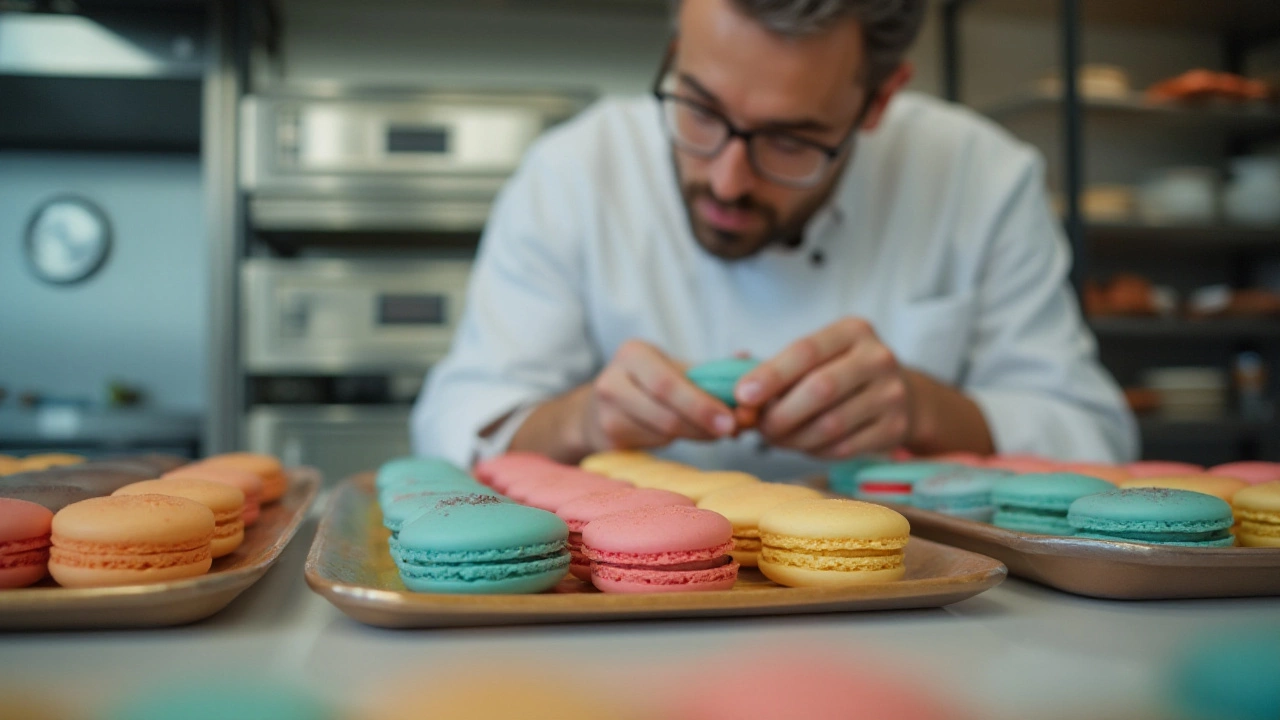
[686,358,760,407]
[391,498,570,594]
[827,456,894,496]
[852,461,962,506]
[1165,623,1280,720]
[914,469,1011,522]
[992,472,1114,535]
[375,456,475,493]
[1068,487,1236,547]
[381,490,508,535]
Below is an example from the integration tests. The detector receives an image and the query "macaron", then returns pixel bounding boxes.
[477,453,563,494]
[165,465,264,526]
[18,453,86,471]
[392,498,569,594]
[0,481,96,513]
[556,488,696,580]
[852,461,959,505]
[758,498,909,587]
[1126,460,1205,478]
[603,460,700,487]
[0,498,54,588]
[685,358,760,407]
[1165,623,1280,720]
[583,505,738,593]
[696,482,824,566]
[1067,488,1236,547]
[114,478,246,558]
[1232,481,1280,548]
[826,455,893,496]
[0,456,24,476]
[382,491,506,535]
[639,469,761,503]
[985,455,1058,474]
[925,451,988,467]
[913,469,1010,522]
[513,470,633,512]
[578,450,660,476]
[376,456,475,493]
[200,452,288,503]
[1119,474,1248,504]
[1057,462,1131,485]
[1210,462,1280,486]
[49,494,214,587]
[991,472,1115,535]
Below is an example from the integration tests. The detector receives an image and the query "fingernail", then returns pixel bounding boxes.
[738,381,762,404]
[714,414,735,436]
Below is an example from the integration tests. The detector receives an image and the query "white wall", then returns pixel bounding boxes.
[0,152,207,412]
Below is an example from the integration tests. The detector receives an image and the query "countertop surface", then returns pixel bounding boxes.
[3,496,1278,719]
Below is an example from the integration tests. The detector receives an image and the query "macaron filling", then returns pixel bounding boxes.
[583,539,735,568]
[397,552,570,584]
[1236,510,1280,540]
[759,533,907,573]
[857,482,913,495]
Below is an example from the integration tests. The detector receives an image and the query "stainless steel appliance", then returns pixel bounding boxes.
[237,87,590,481]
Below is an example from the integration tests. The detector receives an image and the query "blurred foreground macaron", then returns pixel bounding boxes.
[0,498,54,588]
[1165,623,1280,720]
[1068,488,1235,547]
[106,679,335,720]
[1210,461,1280,486]
[49,495,214,587]
[696,482,824,566]
[200,452,288,503]
[392,498,569,594]
[114,478,245,558]
[991,473,1114,535]
[1232,482,1280,547]
[758,499,909,587]
[583,505,738,593]
[686,358,760,408]
[0,455,23,476]
[1119,474,1247,504]
[165,465,264,526]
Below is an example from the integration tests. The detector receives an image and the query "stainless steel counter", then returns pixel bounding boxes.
[2,501,1277,719]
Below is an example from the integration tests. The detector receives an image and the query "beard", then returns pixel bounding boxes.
[676,158,847,261]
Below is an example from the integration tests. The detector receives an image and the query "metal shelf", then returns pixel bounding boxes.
[945,0,1280,46]
[983,92,1280,138]
[1090,317,1280,339]
[1087,223,1280,254]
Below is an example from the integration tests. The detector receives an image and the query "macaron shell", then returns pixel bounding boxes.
[757,499,909,587]
[0,497,54,544]
[200,453,288,502]
[1232,482,1280,547]
[556,488,696,532]
[758,498,910,543]
[578,450,658,476]
[1210,461,1280,485]
[113,478,245,558]
[686,358,760,407]
[165,466,263,526]
[992,473,1116,511]
[1119,475,1248,503]
[653,470,761,502]
[516,470,634,512]
[47,554,213,588]
[590,559,739,593]
[582,505,733,557]
[758,558,906,588]
[1067,488,1235,546]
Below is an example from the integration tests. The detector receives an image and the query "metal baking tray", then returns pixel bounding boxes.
[0,468,320,630]
[887,502,1280,600]
[304,473,1007,629]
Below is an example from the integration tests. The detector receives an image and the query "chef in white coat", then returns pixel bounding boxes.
[412,0,1138,478]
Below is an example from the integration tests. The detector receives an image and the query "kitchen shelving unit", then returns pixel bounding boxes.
[942,0,1280,463]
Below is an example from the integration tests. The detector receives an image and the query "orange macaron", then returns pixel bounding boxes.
[48,494,214,588]
[164,465,264,526]
[198,453,288,503]
[114,478,245,558]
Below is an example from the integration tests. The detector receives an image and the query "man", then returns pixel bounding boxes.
[412,0,1137,478]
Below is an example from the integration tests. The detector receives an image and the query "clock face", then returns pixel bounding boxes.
[25,196,112,285]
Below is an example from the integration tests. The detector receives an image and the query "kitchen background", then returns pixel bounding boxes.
[2,0,1278,480]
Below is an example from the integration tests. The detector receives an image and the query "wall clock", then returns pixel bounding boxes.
[24,196,112,285]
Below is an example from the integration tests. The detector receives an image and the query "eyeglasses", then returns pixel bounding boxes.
[650,47,872,189]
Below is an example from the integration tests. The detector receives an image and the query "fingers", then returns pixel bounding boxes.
[620,342,736,437]
[596,367,717,442]
[772,377,910,455]
[736,318,871,407]
[812,410,911,460]
[758,339,898,439]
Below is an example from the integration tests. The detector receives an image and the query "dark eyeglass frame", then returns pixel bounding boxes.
[650,44,876,189]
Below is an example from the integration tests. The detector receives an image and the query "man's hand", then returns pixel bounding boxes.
[579,340,738,453]
[735,318,912,459]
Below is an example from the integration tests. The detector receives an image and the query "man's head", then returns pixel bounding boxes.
[662,0,926,259]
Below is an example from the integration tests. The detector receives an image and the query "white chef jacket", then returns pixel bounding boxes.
[411,91,1139,478]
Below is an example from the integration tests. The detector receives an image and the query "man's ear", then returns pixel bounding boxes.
[859,61,914,132]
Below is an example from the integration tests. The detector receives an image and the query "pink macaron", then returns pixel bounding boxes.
[1125,460,1205,478]
[985,455,1058,473]
[1208,461,1280,486]
[164,464,264,526]
[516,470,634,513]
[926,452,987,467]
[472,452,558,490]
[583,505,738,594]
[0,498,55,588]
[556,488,696,581]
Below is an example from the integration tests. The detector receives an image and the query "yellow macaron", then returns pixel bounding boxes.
[579,450,660,476]
[758,498,909,587]
[1120,474,1248,503]
[19,453,86,471]
[640,469,761,502]
[1232,481,1280,548]
[697,482,825,566]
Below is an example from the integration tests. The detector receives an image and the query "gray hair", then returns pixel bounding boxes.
[673,0,928,89]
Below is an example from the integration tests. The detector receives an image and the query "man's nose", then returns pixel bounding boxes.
[707,136,757,202]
